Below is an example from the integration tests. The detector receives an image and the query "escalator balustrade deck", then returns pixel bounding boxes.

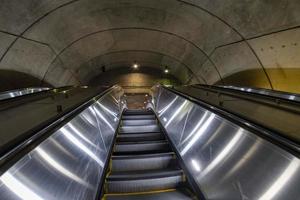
[102,109,197,200]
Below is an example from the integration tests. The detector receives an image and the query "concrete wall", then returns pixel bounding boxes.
[89,67,180,93]
[194,27,300,93]
[0,0,300,93]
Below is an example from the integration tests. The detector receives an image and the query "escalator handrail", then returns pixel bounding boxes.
[0,85,115,174]
[190,84,300,116]
[0,87,51,101]
[162,86,300,157]
[220,85,300,102]
[0,87,50,94]
[195,84,300,105]
[0,86,74,109]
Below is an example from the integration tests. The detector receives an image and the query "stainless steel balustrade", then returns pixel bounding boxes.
[0,87,51,101]
[151,85,300,200]
[0,86,124,200]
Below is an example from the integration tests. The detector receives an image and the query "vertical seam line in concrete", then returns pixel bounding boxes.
[178,0,274,89]
[40,45,82,86]
[208,59,225,85]
[200,58,225,85]
[185,74,194,85]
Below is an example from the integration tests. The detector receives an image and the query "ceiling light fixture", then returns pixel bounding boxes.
[164,66,169,73]
[132,61,139,69]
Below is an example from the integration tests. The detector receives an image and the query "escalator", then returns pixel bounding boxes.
[103,109,197,200]
[0,85,300,199]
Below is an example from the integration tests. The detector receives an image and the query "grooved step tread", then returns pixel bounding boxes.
[113,150,173,155]
[114,140,171,155]
[111,152,177,172]
[103,187,196,200]
[119,124,161,134]
[107,168,183,181]
[116,132,164,142]
[117,132,162,136]
[122,119,157,126]
[123,111,154,115]
[112,152,175,160]
[116,140,168,145]
[122,115,156,120]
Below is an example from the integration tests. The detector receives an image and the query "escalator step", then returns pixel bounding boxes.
[114,141,170,154]
[106,169,184,193]
[116,132,164,142]
[123,110,153,115]
[111,152,177,172]
[104,188,196,200]
[122,119,157,126]
[119,124,161,133]
[122,115,156,120]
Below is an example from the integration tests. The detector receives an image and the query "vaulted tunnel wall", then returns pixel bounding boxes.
[0,1,300,93]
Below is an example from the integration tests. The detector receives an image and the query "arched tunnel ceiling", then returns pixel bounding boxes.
[0,0,300,92]
[77,51,194,84]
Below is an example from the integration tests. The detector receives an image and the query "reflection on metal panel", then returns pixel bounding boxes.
[0,87,50,101]
[152,85,300,200]
[0,86,123,200]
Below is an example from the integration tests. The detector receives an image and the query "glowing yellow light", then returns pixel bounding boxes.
[132,63,139,69]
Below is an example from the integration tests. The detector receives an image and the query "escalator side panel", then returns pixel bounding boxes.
[152,86,300,200]
[0,88,123,200]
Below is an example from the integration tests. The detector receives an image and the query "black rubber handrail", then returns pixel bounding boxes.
[0,86,72,103]
[0,85,114,175]
[163,86,300,157]
[0,86,75,113]
[194,84,300,105]
[0,87,49,96]
[188,85,300,117]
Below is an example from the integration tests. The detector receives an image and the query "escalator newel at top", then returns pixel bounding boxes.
[102,109,197,200]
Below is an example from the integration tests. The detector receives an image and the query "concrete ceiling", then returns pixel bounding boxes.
[1,0,300,92]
